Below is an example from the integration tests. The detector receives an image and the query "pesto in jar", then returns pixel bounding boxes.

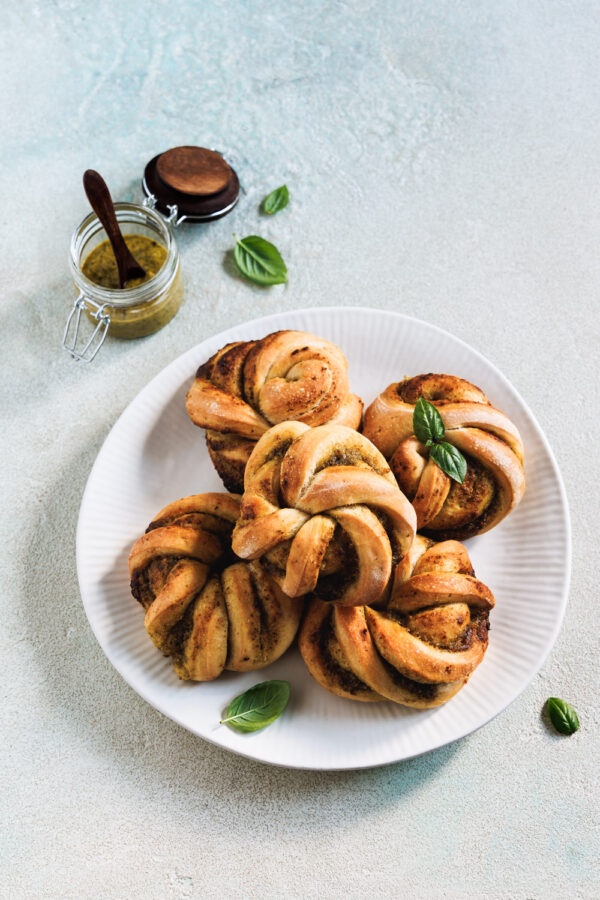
[81,234,167,289]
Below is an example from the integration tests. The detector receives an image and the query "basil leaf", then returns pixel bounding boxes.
[430,441,467,483]
[233,235,287,286]
[221,680,291,733]
[413,398,445,444]
[547,697,580,735]
[262,184,289,215]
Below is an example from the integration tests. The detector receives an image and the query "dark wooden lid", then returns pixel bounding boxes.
[142,148,240,223]
[156,146,231,197]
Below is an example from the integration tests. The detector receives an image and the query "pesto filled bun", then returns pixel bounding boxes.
[185,330,363,493]
[363,374,525,539]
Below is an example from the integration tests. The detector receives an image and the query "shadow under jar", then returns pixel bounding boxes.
[64,202,183,361]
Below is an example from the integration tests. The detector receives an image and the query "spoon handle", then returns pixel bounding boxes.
[83,170,146,288]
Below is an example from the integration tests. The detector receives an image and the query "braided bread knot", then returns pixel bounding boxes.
[363,374,525,538]
[128,493,303,681]
[299,536,495,708]
[185,330,363,493]
[231,422,417,608]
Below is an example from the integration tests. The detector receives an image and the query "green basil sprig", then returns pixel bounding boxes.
[221,680,291,733]
[262,184,289,215]
[412,397,467,483]
[233,235,287,286]
[546,697,580,735]
[413,397,445,445]
[430,442,467,483]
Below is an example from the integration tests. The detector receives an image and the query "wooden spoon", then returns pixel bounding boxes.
[83,169,146,288]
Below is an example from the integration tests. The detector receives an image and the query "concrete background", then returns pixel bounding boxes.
[2,1,598,897]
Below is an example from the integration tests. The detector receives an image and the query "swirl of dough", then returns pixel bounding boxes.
[299,536,495,708]
[185,331,363,492]
[232,422,416,607]
[363,374,525,538]
[128,493,303,681]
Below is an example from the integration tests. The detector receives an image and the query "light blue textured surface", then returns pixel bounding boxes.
[1,2,598,898]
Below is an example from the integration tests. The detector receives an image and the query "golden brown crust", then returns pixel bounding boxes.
[232,422,416,608]
[128,493,303,681]
[205,431,255,494]
[298,536,494,709]
[362,374,525,539]
[298,599,383,702]
[186,331,363,491]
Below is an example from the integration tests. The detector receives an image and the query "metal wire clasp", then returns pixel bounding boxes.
[62,294,110,362]
[142,190,179,224]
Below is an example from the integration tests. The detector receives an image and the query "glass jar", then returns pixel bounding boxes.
[63,202,183,361]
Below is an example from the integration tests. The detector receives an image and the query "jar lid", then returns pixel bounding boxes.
[142,146,240,224]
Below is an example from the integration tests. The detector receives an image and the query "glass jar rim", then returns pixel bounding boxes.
[69,202,179,308]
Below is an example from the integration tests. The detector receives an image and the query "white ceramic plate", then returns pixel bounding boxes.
[77,308,570,770]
